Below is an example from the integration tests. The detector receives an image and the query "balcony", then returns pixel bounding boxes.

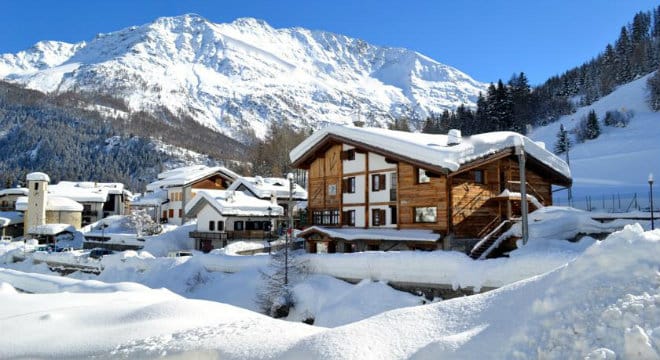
[189,231,276,241]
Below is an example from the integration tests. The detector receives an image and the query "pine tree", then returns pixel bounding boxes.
[585,110,601,140]
[389,117,411,132]
[648,68,660,110]
[554,124,571,154]
[508,72,532,133]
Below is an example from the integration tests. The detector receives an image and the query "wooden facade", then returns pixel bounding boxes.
[295,135,568,247]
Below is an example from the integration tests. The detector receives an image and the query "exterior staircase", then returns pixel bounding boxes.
[469,219,516,259]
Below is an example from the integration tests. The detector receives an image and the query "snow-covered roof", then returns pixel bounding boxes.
[298,226,441,242]
[227,176,308,200]
[48,182,112,203]
[47,196,84,212]
[0,187,28,197]
[130,189,169,206]
[147,165,240,191]
[26,172,51,182]
[290,126,571,182]
[0,211,23,227]
[15,196,83,212]
[28,224,75,236]
[185,190,283,217]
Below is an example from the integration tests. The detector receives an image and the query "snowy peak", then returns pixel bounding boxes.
[0,15,487,141]
[0,40,85,77]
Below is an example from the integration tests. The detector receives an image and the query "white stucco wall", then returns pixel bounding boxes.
[342,145,366,174]
[196,205,225,232]
[368,153,392,172]
[368,171,396,203]
[343,175,365,204]
[342,205,366,227]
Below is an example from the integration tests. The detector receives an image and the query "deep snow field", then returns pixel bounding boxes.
[0,207,659,358]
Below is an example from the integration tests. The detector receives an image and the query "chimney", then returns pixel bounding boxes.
[447,129,462,146]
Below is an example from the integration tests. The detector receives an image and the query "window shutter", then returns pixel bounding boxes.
[342,179,348,193]
[340,151,348,160]
[380,174,386,190]
[381,209,387,224]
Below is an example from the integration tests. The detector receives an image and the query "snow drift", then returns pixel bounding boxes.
[0,225,658,358]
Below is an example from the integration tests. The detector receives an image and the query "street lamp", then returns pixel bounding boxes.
[285,172,295,286]
[267,206,272,254]
[649,173,655,230]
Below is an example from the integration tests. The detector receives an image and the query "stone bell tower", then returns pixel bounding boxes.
[25,172,50,235]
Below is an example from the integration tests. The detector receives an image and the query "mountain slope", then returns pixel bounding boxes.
[0,14,486,141]
[530,72,660,208]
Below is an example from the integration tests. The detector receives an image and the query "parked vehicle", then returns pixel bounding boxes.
[89,248,114,259]
[168,251,193,258]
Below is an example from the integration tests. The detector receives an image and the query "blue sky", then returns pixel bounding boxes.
[1,0,658,85]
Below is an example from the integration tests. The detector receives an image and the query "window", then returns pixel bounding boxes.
[217,221,224,231]
[328,184,337,196]
[34,183,39,190]
[342,210,356,226]
[390,205,397,224]
[372,208,386,226]
[367,243,380,251]
[414,207,437,223]
[341,149,356,161]
[343,177,356,194]
[162,210,167,219]
[234,221,244,231]
[209,221,215,231]
[178,209,183,218]
[168,209,174,218]
[372,174,386,191]
[474,170,485,184]
[417,168,431,184]
[312,209,340,225]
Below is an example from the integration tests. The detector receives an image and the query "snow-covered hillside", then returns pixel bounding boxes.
[0,14,486,141]
[530,73,660,208]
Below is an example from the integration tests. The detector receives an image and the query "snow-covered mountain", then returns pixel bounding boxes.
[530,72,660,209]
[0,14,486,141]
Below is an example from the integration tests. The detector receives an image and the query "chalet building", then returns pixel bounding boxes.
[185,190,283,252]
[133,165,240,225]
[227,176,307,227]
[289,126,571,254]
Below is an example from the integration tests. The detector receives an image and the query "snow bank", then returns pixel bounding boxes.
[0,225,658,358]
[0,268,149,293]
[141,223,196,256]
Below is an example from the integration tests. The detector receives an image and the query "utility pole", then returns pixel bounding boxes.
[516,144,529,245]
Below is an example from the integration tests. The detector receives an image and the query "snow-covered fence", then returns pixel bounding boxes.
[554,191,657,213]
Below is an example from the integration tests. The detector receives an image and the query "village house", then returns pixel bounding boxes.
[47,181,131,226]
[289,126,571,256]
[132,165,240,225]
[185,189,283,252]
[227,176,307,230]
[0,188,28,212]
[0,188,27,239]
